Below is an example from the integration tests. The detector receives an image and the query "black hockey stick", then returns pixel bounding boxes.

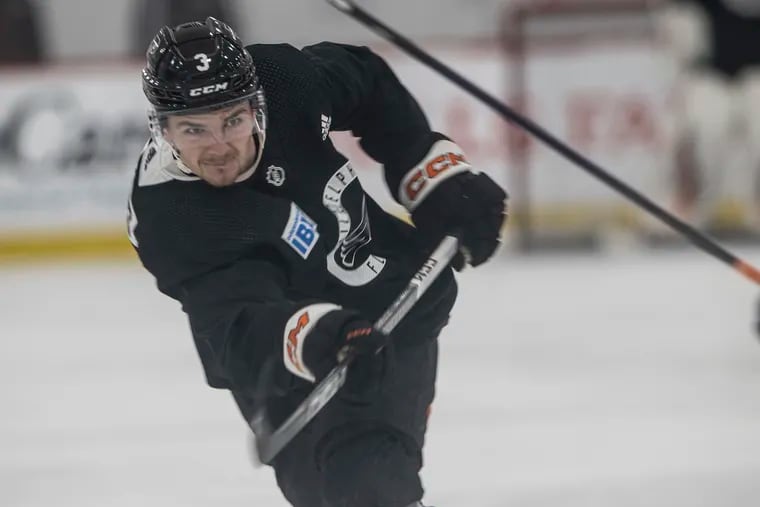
[251,234,460,464]
[325,0,760,286]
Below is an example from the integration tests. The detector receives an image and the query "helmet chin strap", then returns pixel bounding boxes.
[169,145,197,177]
[234,130,266,183]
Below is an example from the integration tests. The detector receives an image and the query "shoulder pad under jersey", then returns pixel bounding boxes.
[135,139,200,188]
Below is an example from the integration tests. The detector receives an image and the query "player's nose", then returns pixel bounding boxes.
[203,137,232,153]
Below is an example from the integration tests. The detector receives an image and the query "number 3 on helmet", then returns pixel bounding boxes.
[141,17,267,164]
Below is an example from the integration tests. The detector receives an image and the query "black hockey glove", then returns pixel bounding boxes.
[395,137,507,270]
[392,133,507,271]
[411,171,507,271]
[300,308,389,400]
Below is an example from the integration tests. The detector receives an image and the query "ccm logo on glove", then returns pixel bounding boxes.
[283,303,341,382]
[399,140,473,211]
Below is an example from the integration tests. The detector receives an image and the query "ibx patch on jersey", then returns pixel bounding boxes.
[282,203,319,259]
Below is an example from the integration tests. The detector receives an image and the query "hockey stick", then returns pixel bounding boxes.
[251,234,460,464]
[325,0,760,286]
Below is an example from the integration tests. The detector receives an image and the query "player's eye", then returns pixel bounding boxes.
[184,127,206,136]
[225,116,243,128]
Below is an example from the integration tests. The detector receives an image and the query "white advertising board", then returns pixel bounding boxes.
[0,64,148,233]
[0,43,675,238]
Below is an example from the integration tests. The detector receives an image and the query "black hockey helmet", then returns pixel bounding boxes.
[141,17,267,172]
[142,16,262,114]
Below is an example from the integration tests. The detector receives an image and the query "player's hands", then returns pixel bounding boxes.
[412,171,507,270]
[302,309,389,399]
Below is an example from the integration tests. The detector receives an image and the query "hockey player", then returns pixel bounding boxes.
[659,0,760,234]
[128,17,507,507]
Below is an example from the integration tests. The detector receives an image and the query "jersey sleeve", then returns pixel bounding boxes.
[130,177,332,393]
[301,42,448,201]
[179,252,329,393]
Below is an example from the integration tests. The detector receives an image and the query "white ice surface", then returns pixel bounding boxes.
[2,248,760,506]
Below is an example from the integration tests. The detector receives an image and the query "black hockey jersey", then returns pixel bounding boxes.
[684,0,760,77]
[128,42,457,394]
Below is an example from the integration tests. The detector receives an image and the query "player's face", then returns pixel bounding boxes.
[163,103,258,187]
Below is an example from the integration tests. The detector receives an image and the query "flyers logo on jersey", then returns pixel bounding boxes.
[398,140,472,211]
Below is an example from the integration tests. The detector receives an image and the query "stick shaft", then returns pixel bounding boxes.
[255,235,460,463]
[328,0,760,286]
